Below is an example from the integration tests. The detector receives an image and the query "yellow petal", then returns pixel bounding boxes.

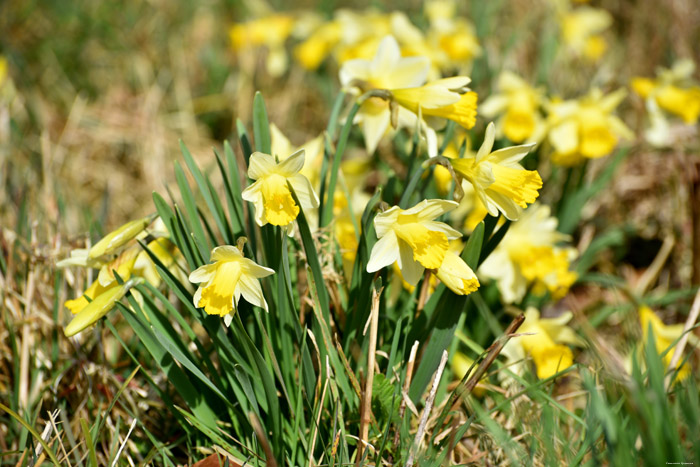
[531,344,574,379]
[64,279,141,337]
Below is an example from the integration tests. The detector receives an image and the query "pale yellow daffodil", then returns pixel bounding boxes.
[451,122,541,220]
[631,60,700,147]
[340,35,430,154]
[546,88,632,166]
[189,245,275,326]
[242,149,319,231]
[479,203,577,304]
[504,307,584,379]
[558,4,612,62]
[480,71,547,143]
[367,199,476,291]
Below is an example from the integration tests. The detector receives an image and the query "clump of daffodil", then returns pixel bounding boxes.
[631,59,700,147]
[366,199,478,296]
[480,71,547,144]
[479,203,577,304]
[635,306,697,381]
[502,307,584,380]
[189,243,275,326]
[450,122,542,220]
[59,215,185,336]
[340,35,477,158]
[242,149,319,232]
[229,14,295,77]
[555,0,612,62]
[545,88,633,166]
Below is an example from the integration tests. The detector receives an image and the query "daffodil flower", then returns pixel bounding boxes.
[479,203,577,304]
[480,71,547,143]
[229,15,295,77]
[546,88,632,166]
[631,59,700,147]
[451,122,542,220]
[639,306,697,381]
[367,199,465,285]
[64,278,143,337]
[242,149,319,231]
[504,307,584,380]
[340,35,430,154]
[189,245,274,326]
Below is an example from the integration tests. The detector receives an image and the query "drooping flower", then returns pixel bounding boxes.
[451,122,542,220]
[503,307,584,380]
[242,149,319,231]
[631,59,700,147]
[638,306,696,381]
[479,203,577,304]
[367,199,478,292]
[480,71,547,144]
[435,246,480,296]
[546,88,633,166]
[64,278,143,337]
[87,213,156,260]
[340,35,430,154]
[189,245,275,326]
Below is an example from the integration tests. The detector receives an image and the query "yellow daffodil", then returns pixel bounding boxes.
[504,307,584,379]
[87,214,156,260]
[270,124,325,188]
[295,21,343,70]
[639,306,696,380]
[480,71,547,143]
[189,245,275,326]
[479,203,577,304]
[424,0,481,70]
[229,14,295,77]
[546,88,632,166]
[558,5,612,62]
[64,278,143,337]
[631,60,700,147]
[242,149,319,231]
[435,247,479,295]
[367,199,476,290]
[451,122,541,220]
[340,35,430,154]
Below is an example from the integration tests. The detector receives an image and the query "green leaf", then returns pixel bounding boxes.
[253,91,271,154]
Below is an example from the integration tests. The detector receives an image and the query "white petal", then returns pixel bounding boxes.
[373,207,401,238]
[241,258,275,278]
[479,95,509,118]
[387,56,430,89]
[476,123,496,162]
[289,174,320,209]
[366,229,400,273]
[188,264,216,283]
[371,36,402,77]
[223,313,233,327]
[360,107,391,154]
[238,274,268,311]
[548,121,579,156]
[270,123,293,160]
[425,221,463,240]
[278,148,305,176]
[397,241,425,286]
[340,59,372,86]
[406,199,459,221]
[241,180,266,227]
[489,144,535,166]
[211,245,243,262]
[192,285,203,308]
[247,152,277,180]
